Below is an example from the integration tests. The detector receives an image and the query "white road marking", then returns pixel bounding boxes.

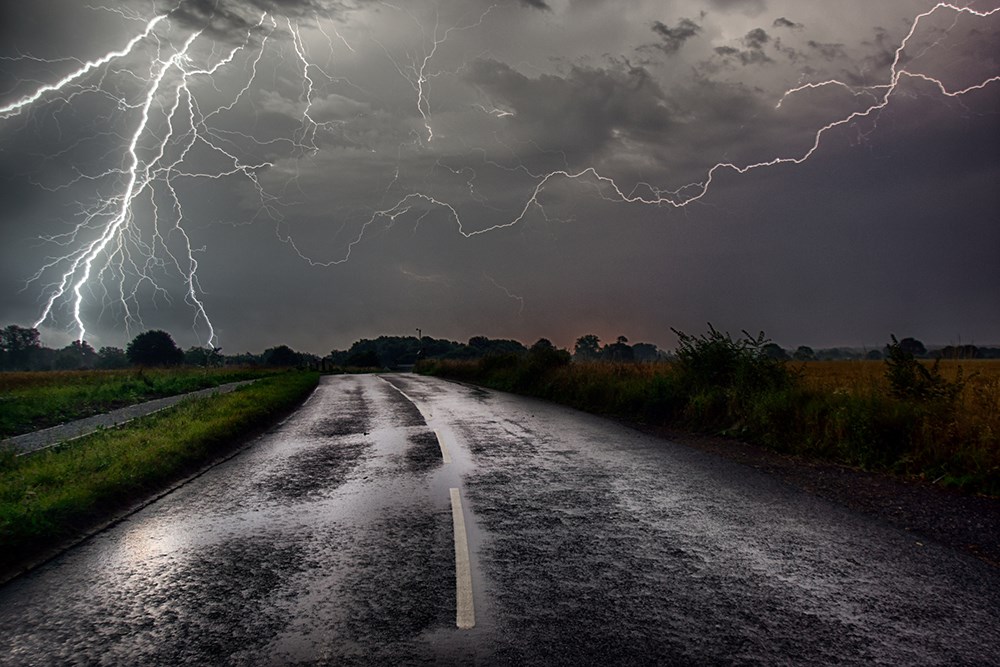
[377,375,432,420]
[435,430,453,464]
[450,487,475,630]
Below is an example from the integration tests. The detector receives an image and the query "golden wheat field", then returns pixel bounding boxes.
[796,359,1000,392]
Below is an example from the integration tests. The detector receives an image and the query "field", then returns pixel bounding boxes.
[0,371,319,577]
[0,367,280,439]
[420,355,1000,496]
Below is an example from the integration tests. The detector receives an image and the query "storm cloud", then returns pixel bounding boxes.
[0,0,997,354]
[650,18,703,54]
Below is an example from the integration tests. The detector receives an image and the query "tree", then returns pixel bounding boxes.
[126,330,183,367]
[346,349,381,368]
[793,346,816,361]
[263,345,301,367]
[895,337,927,358]
[185,346,223,367]
[1,325,42,370]
[761,343,790,360]
[574,334,601,361]
[603,335,634,362]
[632,343,660,362]
[54,340,97,370]
[528,338,571,368]
[934,344,978,360]
[97,346,130,369]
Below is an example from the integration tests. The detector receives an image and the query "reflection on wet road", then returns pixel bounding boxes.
[1,374,998,665]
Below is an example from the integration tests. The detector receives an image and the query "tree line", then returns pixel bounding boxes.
[3,322,997,373]
[0,325,320,371]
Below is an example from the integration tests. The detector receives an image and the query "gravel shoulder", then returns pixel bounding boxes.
[634,423,1000,568]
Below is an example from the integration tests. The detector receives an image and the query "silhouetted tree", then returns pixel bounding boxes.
[793,345,816,361]
[1,324,42,370]
[528,338,571,368]
[55,340,98,370]
[346,349,381,368]
[761,343,790,360]
[934,345,978,360]
[894,337,927,358]
[632,343,661,362]
[185,346,224,367]
[574,334,601,361]
[97,346,130,369]
[126,330,183,367]
[263,345,301,367]
[603,335,634,362]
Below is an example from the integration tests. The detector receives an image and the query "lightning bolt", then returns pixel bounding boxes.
[4,9,297,346]
[484,273,524,316]
[280,1,1000,268]
[2,2,997,346]
[376,2,496,142]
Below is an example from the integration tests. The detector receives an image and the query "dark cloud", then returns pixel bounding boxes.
[773,17,803,29]
[518,0,551,10]
[167,0,349,39]
[465,59,672,159]
[650,18,702,54]
[713,28,773,66]
[744,27,770,50]
[2,1,998,353]
[705,0,766,16]
[807,40,847,61]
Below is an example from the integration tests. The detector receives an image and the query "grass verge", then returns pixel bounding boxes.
[0,370,319,578]
[419,348,999,496]
[0,367,281,439]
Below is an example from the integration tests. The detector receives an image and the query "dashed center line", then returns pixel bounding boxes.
[450,487,476,630]
[435,430,453,464]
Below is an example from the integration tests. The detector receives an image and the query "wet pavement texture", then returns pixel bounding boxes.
[1,374,999,665]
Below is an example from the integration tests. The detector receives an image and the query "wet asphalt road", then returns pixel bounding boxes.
[1,374,998,665]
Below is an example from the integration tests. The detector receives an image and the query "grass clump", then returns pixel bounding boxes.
[420,329,999,496]
[0,367,277,438]
[0,370,318,576]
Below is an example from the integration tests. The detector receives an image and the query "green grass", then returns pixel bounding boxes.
[0,367,280,438]
[0,370,319,576]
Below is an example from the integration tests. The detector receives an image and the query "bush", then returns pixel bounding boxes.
[885,335,963,404]
[671,324,793,396]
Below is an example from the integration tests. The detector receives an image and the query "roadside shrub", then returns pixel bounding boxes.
[885,335,964,405]
[671,324,793,396]
[419,329,1000,495]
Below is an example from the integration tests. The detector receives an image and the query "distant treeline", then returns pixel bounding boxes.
[327,334,666,369]
[3,321,997,373]
[0,324,321,371]
[761,338,1000,361]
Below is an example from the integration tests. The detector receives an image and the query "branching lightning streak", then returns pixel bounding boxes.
[377,2,496,142]
[0,16,168,119]
[3,2,997,344]
[499,3,1000,218]
[282,1,999,271]
[403,3,1000,234]
[6,10,286,345]
[483,273,524,316]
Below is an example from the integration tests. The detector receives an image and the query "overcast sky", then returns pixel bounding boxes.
[0,0,997,354]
